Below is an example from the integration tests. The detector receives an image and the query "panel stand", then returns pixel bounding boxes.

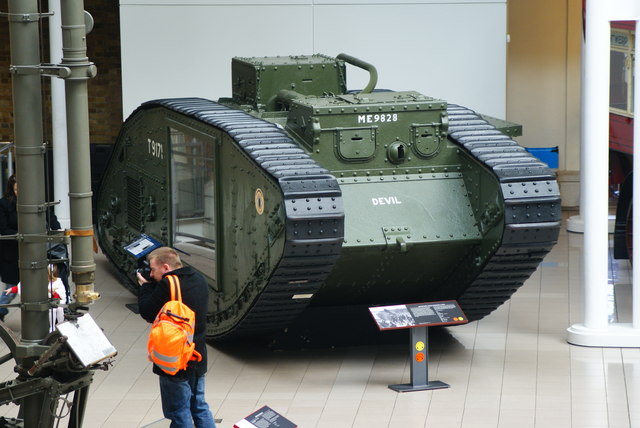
[388,326,448,392]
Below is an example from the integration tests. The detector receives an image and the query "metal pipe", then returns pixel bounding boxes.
[7,0,51,424]
[60,0,99,306]
[336,53,378,94]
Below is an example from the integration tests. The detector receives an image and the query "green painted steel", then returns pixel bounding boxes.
[97,54,561,340]
[2,0,99,425]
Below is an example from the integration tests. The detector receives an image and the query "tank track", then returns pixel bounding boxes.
[447,104,561,321]
[148,98,344,340]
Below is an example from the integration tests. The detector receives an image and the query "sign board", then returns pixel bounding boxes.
[57,313,117,367]
[123,234,162,260]
[234,405,296,428]
[369,300,467,330]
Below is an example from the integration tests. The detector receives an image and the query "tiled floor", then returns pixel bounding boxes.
[0,210,639,427]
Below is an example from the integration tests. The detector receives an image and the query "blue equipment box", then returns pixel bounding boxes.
[526,146,559,169]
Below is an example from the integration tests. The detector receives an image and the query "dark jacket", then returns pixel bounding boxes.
[0,197,19,284]
[0,197,62,285]
[138,265,209,378]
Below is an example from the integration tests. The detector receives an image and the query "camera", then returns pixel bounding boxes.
[136,261,152,281]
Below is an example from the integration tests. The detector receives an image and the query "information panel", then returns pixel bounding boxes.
[123,234,162,260]
[369,300,467,330]
[234,405,297,428]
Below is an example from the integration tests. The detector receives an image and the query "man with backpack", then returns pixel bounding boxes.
[137,246,216,428]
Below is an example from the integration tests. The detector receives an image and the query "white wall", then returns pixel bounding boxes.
[506,0,582,172]
[119,0,508,119]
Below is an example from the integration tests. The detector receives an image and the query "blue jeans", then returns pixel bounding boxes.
[0,283,17,317]
[159,372,216,428]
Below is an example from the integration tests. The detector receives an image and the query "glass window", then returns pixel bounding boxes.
[170,127,216,280]
[610,50,629,111]
[610,27,635,117]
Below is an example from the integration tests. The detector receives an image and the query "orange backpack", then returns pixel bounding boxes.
[147,275,202,375]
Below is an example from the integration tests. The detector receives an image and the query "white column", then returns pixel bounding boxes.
[567,0,640,346]
[583,0,610,331]
[49,0,71,230]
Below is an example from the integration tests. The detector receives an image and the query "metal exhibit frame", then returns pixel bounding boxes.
[0,0,109,426]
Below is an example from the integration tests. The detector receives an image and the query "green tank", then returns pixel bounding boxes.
[96,54,560,339]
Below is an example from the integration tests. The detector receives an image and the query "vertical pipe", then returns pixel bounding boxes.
[7,0,50,341]
[582,0,610,330]
[7,0,51,425]
[60,0,98,306]
[49,0,71,230]
[633,20,640,329]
